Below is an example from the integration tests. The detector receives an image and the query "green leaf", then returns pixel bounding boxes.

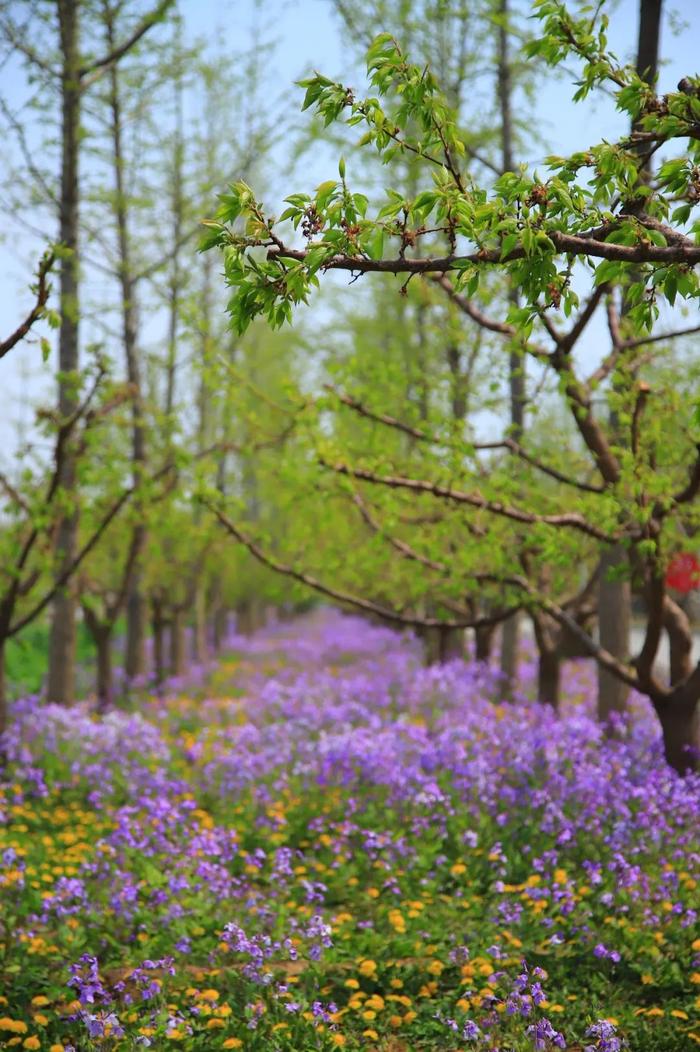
[500,232,519,259]
[366,227,385,260]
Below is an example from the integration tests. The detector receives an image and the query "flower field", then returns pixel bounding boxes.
[1,612,699,1051]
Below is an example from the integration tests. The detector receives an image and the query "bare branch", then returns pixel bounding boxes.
[0,16,59,77]
[207,503,504,630]
[322,459,615,541]
[8,462,175,639]
[557,284,608,355]
[475,439,605,494]
[0,250,55,360]
[329,386,601,493]
[620,321,700,352]
[430,273,520,337]
[79,0,174,90]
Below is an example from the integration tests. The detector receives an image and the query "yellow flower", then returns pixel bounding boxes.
[646,1008,665,1017]
[362,1030,378,1040]
[201,989,220,1002]
[344,979,360,990]
[553,869,568,885]
[427,959,444,976]
[223,1041,243,1049]
[359,959,377,977]
[641,973,654,985]
[30,999,50,1008]
[362,1010,376,1021]
[331,1036,346,1047]
[692,973,700,985]
[0,1021,28,1035]
[671,1010,689,1020]
[390,1015,403,1028]
[693,939,700,951]
[451,863,466,876]
[34,1015,49,1026]
[23,1041,41,1051]
[390,978,403,989]
[50,1046,65,1052]
[206,1018,225,1029]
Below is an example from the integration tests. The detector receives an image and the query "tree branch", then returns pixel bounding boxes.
[207,502,507,630]
[79,0,174,90]
[262,224,700,273]
[0,250,55,360]
[321,459,615,541]
[8,462,175,639]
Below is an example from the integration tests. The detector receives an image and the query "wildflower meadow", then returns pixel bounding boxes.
[1,612,698,1051]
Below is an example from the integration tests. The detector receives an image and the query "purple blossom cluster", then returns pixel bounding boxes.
[1,610,698,1049]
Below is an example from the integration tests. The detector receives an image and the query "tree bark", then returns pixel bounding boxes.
[597,544,631,722]
[95,628,113,712]
[212,606,228,652]
[537,646,561,710]
[421,625,442,666]
[192,582,208,663]
[105,7,149,684]
[152,598,165,688]
[170,607,186,677]
[657,688,699,774]
[125,564,147,681]
[48,0,81,706]
[475,621,496,663]
[237,599,264,637]
[497,0,525,698]
[422,625,465,664]
[0,636,6,744]
[663,595,693,687]
[597,1,662,723]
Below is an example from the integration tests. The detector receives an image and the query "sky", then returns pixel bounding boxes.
[0,0,698,455]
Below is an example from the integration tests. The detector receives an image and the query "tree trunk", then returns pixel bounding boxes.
[442,626,465,661]
[657,690,699,774]
[152,600,165,688]
[48,0,81,706]
[475,622,496,663]
[421,626,441,666]
[95,628,113,713]
[598,549,631,723]
[170,608,185,677]
[237,599,264,637]
[192,582,208,663]
[497,0,525,700]
[213,606,228,651]
[104,15,149,686]
[598,3,662,723]
[537,646,561,710]
[422,625,465,664]
[500,613,520,697]
[663,595,693,687]
[125,561,148,681]
[0,636,6,745]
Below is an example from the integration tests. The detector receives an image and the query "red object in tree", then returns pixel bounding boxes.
[666,552,700,593]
